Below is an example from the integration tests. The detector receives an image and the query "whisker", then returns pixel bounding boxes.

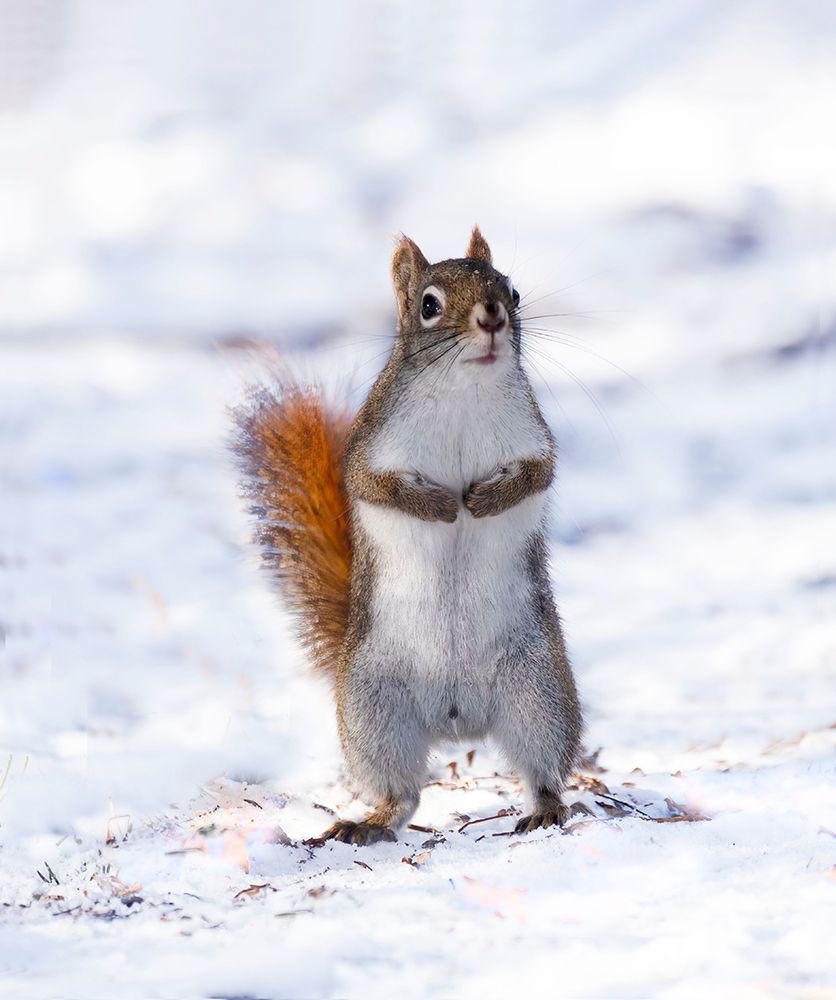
[435,342,470,396]
[401,336,464,390]
[426,338,467,395]
[521,326,660,404]
[515,271,605,312]
[520,310,621,324]
[342,333,396,345]
[521,341,621,453]
[403,331,462,363]
[507,228,519,280]
[520,311,608,323]
[518,348,577,439]
[547,271,607,297]
[520,325,591,347]
[350,361,393,399]
[516,287,552,310]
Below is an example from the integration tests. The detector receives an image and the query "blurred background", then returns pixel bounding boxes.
[2,0,834,339]
[2,2,836,995]
[2,0,835,874]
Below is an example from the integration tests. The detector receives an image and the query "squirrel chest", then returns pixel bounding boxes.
[352,377,551,732]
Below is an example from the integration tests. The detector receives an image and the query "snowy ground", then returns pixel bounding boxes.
[2,2,836,998]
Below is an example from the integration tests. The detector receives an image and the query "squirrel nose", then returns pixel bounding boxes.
[477,301,506,334]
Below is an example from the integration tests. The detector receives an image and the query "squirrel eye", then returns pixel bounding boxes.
[512,288,520,307]
[421,293,442,321]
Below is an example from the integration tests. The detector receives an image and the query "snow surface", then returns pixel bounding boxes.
[2,2,836,998]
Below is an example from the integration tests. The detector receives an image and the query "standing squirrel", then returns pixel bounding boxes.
[234,227,582,845]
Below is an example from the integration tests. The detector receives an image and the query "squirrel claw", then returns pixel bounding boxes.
[513,808,568,834]
[433,497,459,523]
[323,819,397,846]
[463,479,504,518]
[421,484,459,523]
[463,485,494,519]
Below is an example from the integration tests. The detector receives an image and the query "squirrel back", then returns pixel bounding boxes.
[232,380,353,680]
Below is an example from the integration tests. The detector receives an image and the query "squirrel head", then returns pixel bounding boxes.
[391,226,520,376]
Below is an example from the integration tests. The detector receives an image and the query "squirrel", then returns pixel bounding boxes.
[233,227,583,845]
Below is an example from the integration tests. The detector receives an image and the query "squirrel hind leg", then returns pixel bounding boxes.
[489,637,582,836]
[323,793,419,846]
[332,663,427,844]
[513,787,570,834]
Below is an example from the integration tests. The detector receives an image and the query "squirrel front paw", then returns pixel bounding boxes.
[409,473,459,523]
[323,819,397,846]
[463,462,519,519]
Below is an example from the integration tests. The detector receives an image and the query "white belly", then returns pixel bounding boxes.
[356,491,545,665]
[353,376,551,732]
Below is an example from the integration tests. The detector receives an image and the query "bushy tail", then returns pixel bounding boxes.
[232,379,353,680]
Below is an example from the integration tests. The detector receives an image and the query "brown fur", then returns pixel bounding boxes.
[232,380,353,680]
[346,460,459,523]
[466,224,493,264]
[391,235,429,323]
[464,454,555,518]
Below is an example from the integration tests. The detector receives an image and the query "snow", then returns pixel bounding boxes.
[2,2,835,997]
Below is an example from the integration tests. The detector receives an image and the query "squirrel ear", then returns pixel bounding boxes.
[465,225,492,265]
[391,235,429,322]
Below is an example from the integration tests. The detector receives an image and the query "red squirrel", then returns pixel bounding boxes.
[234,227,582,845]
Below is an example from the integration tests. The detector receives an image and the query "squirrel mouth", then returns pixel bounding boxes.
[468,352,499,365]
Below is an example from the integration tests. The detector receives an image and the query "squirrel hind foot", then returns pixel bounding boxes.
[323,819,397,846]
[513,805,568,835]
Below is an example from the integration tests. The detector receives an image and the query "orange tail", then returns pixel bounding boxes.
[233,380,353,680]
